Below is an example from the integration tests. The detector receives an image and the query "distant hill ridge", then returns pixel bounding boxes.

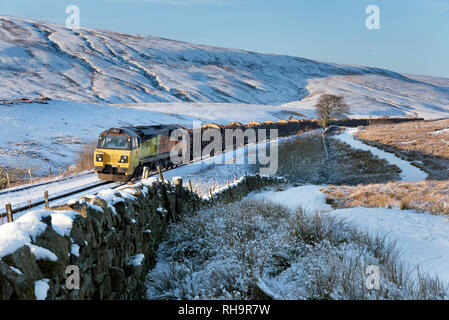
[0,15,449,119]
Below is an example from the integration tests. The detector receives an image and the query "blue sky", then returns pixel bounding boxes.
[1,0,448,78]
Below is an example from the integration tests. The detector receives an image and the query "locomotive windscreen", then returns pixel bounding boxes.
[97,135,130,150]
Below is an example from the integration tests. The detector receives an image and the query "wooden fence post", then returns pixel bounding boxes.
[157,166,173,222]
[145,167,149,180]
[173,177,183,187]
[142,167,149,180]
[157,166,164,182]
[5,204,13,223]
[49,167,52,179]
[173,177,183,220]
[187,179,197,211]
[28,169,33,184]
[44,190,49,209]
[6,173,10,189]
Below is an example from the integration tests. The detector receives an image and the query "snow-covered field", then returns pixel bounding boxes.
[250,186,449,286]
[147,191,448,299]
[0,171,98,216]
[248,129,449,285]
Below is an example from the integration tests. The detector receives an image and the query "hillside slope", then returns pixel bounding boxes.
[1,15,449,119]
[1,15,449,173]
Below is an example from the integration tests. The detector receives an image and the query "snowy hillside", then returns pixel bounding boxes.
[0,15,449,119]
[1,15,449,173]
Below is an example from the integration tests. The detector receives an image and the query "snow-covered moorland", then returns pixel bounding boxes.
[1,13,448,300]
[1,15,449,174]
[1,15,448,114]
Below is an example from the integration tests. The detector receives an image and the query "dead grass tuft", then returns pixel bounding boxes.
[0,167,30,189]
[74,141,97,171]
[323,180,449,215]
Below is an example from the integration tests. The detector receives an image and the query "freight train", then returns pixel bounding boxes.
[93,117,423,181]
[94,125,182,181]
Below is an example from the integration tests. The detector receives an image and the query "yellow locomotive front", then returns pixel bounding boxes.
[93,128,139,181]
[94,125,182,182]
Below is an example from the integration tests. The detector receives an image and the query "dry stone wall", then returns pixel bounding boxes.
[0,175,284,300]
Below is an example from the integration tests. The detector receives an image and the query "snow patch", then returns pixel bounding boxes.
[248,185,332,213]
[10,266,22,275]
[71,244,80,257]
[50,211,79,237]
[0,209,77,259]
[29,244,57,261]
[34,279,50,300]
[332,207,449,285]
[128,254,145,267]
[430,128,449,135]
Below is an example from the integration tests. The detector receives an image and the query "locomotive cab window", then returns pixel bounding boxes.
[97,135,130,150]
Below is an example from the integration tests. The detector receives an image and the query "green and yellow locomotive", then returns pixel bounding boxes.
[94,125,181,181]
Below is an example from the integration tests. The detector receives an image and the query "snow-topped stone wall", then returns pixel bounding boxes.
[0,179,201,300]
[0,175,284,300]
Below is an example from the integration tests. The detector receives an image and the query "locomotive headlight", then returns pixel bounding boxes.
[96,154,103,162]
[120,155,129,163]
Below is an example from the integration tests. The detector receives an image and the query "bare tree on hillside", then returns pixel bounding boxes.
[315,94,350,129]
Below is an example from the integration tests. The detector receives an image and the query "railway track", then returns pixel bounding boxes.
[0,164,183,222]
[0,170,95,196]
[0,136,268,220]
[0,116,425,222]
[0,180,117,221]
